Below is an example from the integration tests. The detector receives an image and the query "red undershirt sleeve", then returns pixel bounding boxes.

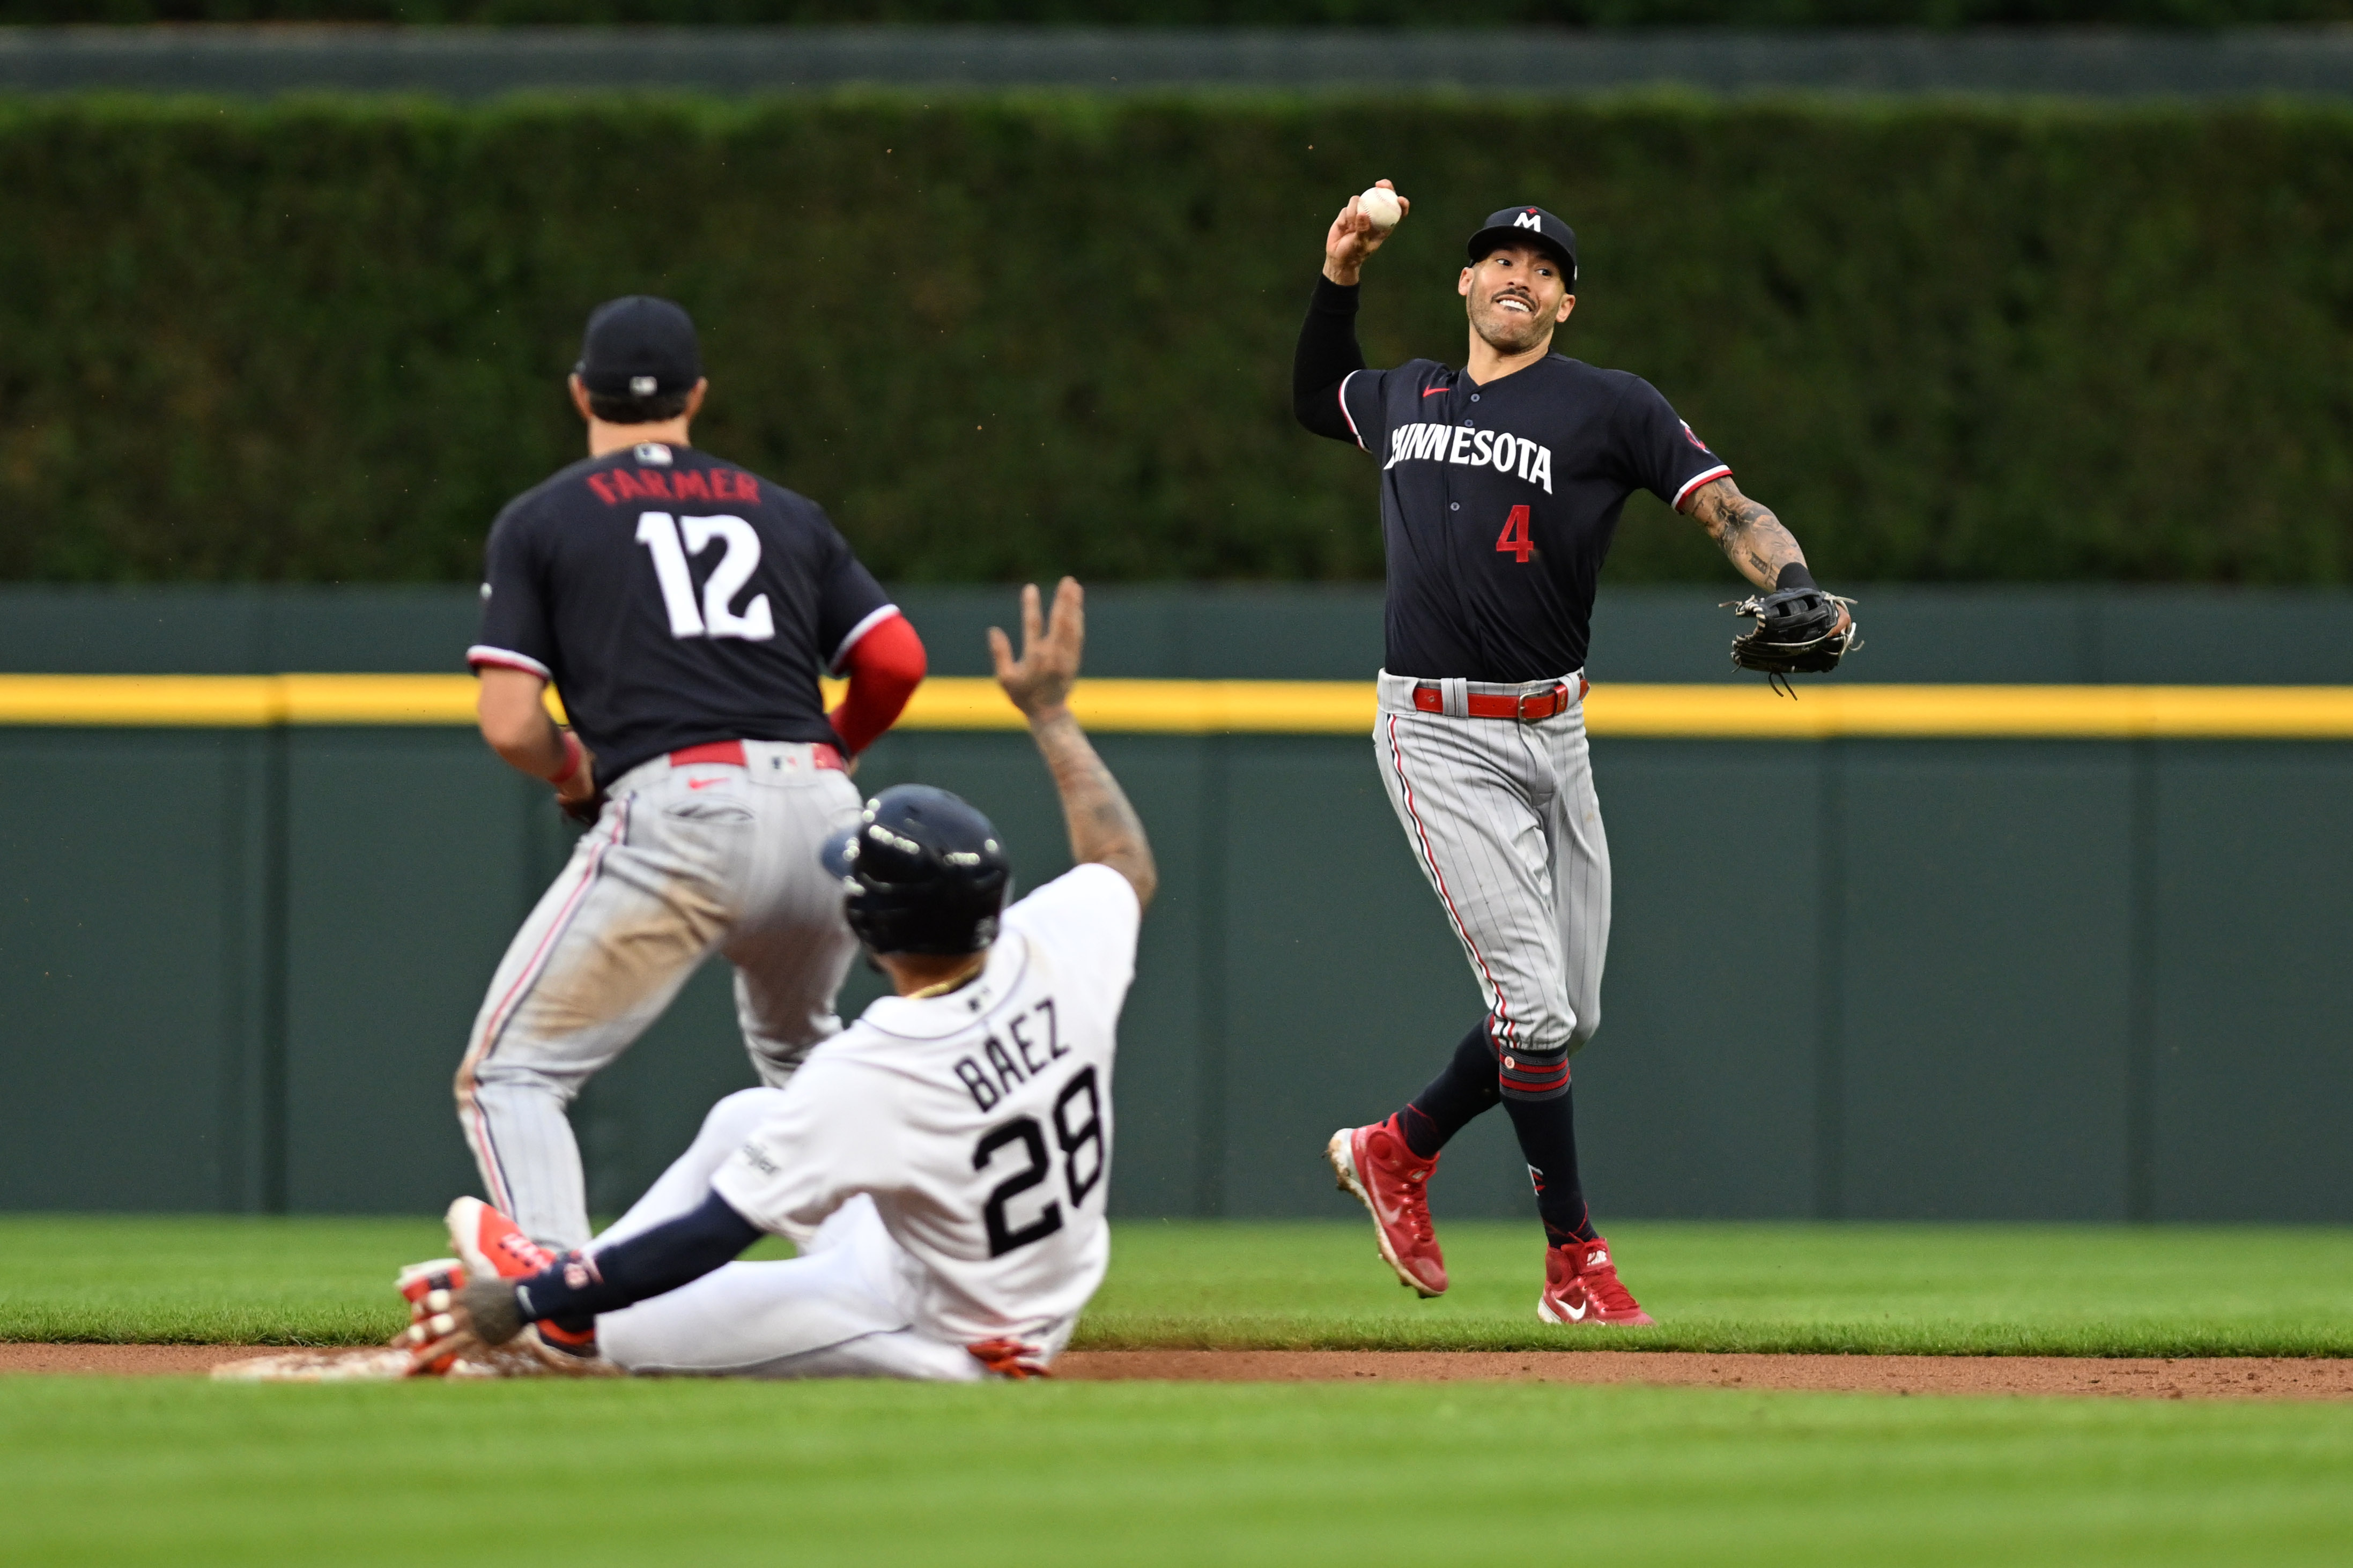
[828,612,927,755]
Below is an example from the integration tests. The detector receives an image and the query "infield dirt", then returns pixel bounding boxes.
[9,1343,2350,1399]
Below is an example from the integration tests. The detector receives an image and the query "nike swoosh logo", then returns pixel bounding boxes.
[1422,387,1449,397]
[687,777,727,790]
[1559,1297,1588,1322]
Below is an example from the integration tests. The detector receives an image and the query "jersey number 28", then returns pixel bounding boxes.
[635,511,775,641]
[972,1065,1106,1258]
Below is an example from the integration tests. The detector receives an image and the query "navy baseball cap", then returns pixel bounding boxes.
[1467,206,1580,291]
[574,295,702,398]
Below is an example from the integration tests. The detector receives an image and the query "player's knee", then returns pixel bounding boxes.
[466,1057,580,1102]
[1568,1008,1600,1054]
[698,1086,788,1149]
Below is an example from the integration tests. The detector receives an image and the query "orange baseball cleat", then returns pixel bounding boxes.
[444,1197,600,1359]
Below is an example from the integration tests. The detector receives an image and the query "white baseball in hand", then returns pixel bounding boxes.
[1357,185,1403,232]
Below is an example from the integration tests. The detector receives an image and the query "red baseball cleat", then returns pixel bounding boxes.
[1538,1236,1655,1327]
[444,1197,600,1359]
[1327,1117,1448,1297]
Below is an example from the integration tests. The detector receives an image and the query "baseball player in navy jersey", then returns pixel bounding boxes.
[398,578,1154,1380]
[1296,185,1850,1325]
[459,296,929,1279]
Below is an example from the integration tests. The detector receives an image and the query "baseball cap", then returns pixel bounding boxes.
[574,295,702,399]
[1466,206,1580,291]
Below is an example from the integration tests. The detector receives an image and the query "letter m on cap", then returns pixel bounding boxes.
[1514,210,1542,231]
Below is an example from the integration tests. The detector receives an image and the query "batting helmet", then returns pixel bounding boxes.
[820,785,1011,956]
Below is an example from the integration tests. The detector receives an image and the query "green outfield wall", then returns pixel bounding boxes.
[5,96,2353,588]
[4,583,2350,1226]
[9,6,2353,27]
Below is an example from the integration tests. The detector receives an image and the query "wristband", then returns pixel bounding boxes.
[549,729,587,788]
[1774,563,1818,593]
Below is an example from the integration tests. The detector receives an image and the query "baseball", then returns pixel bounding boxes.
[1357,185,1403,232]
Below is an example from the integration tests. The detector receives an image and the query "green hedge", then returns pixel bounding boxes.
[3,97,2351,585]
[8,3,2353,26]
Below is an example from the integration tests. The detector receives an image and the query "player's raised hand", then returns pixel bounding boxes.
[990,577,1084,718]
[1323,180,1409,287]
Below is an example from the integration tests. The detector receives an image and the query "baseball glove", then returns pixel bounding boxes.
[1727,587,1859,690]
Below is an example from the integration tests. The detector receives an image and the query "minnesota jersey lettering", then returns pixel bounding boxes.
[1384,421,1555,492]
[1338,353,1729,681]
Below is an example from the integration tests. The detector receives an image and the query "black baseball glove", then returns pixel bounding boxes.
[1728,587,1859,688]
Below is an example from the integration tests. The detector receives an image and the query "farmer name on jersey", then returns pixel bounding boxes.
[583,466,763,507]
[1383,422,1555,494]
[953,998,1068,1112]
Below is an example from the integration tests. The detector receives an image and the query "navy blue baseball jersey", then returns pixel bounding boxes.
[1296,279,1728,683]
[470,441,893,783]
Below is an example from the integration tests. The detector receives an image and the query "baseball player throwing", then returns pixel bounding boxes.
[1296,185,1850,1324]
[460,296,928,1281]
[403,578,1153,1379]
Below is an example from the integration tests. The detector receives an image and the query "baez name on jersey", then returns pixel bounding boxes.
[954,998,1067,1112]
[1383,422,1555,494]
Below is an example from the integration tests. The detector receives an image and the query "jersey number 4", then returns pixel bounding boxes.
[972,1065,1106,1258]
[635,511,776,641]
[1494,504,1535,564]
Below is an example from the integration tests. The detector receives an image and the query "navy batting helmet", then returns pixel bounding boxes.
[820,785,1011,956]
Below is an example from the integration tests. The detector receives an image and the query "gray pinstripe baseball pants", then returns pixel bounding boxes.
[1374,671,1611,1088]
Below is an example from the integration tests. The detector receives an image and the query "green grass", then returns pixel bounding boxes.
[7,1216,2353,1565]
[4,1378,2352,1567]
[1085,1220,2353,1357]
[4,1215,2351,1357]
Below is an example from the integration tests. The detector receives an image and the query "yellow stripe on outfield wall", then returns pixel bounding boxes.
[8,674,2353,739]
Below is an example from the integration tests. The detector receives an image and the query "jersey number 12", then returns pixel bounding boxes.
[635,511,776,641]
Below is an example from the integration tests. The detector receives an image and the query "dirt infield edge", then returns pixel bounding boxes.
[8,1343,2352,1399]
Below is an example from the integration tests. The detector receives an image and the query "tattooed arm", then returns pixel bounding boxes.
[1679,475,1815,592]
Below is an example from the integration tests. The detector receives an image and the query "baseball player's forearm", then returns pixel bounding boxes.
[1682,477,1812,592]
[476,668,581,782]
[1030,706,1157,909]
[1293,276,1366,439]
[512,1190,763,1325]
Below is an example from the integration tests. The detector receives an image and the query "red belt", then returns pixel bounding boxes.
[1411,680,1585,722]
[669,739,845,772]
